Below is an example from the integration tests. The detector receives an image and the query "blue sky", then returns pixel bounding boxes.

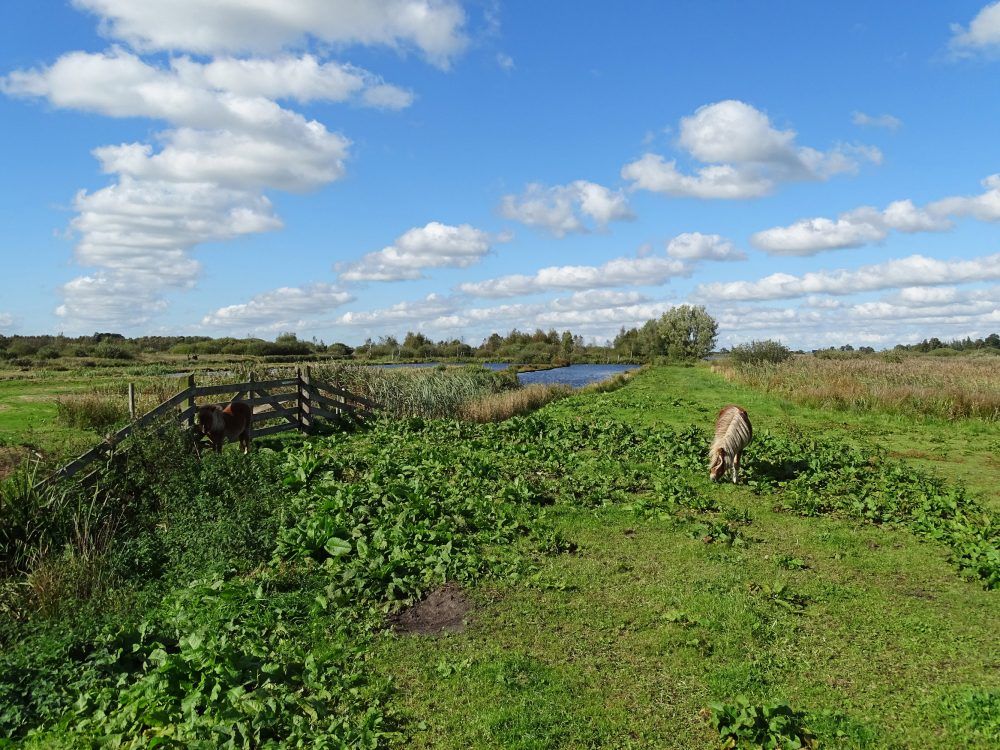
[1,0,999,348]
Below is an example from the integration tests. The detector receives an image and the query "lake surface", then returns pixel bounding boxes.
[517,364,637,387]
[372,362,637,387]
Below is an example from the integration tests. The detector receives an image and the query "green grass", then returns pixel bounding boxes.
[369,365,998,748]
[0,364,997,748]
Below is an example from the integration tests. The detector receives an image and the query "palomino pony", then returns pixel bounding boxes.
[197,402,252,455]
[708,405,752,483]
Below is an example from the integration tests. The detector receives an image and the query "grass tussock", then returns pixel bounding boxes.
[715,353,1000,421]
[460,383,572,422]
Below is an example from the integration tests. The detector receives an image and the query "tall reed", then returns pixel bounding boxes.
[311,363,519,418]
[715,353,1000,421]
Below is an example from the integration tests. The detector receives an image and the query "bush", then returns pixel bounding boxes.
[730,339,792,366]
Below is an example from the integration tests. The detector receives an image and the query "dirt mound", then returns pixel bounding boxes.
[389,582,471,635]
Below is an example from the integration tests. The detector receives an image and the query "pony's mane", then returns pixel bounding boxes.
[708,406,752,468]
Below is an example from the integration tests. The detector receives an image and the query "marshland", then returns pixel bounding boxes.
[0,340,997,748]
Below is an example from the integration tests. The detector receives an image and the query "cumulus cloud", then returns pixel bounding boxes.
[621,100,880,200]
[55,273,171,325]
[851,111,902,130]
[173,54,414,108]
[499,180,633,237]
[927,174,1000,222]
[549,289,648,310]
[1,20,420,328]
[950,2,1000,54]
[202,283,354,330]
[696,253,1000,301]
[337,293,457,326]
[338,222,499,282]
[73,0,469,67]
[459,253,689,298]
[666,232,746,261]
[751,175,1000,255]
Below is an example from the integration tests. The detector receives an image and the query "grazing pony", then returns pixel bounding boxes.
[708,405,752,483]
[197,402,252,454]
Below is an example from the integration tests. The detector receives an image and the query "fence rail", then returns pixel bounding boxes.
[46,368,376,484]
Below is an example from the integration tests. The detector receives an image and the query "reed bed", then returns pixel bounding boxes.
[311,363,519,419]
[714,353,1000,421]
[459,383,572,422]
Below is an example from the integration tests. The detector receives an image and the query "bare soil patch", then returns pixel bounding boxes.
[389,582,471,635]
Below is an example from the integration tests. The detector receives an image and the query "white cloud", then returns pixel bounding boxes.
[751,176,1000,256]
[1,40,416,328]
[459,253,689,298]
[549,290,648,310]
[56,273,171,325]
[927,174,1000,222]
[499,180,633,237]
[851,111,902,130]
[950,2,1000,54]
[622,100,880,200]
[202,283,355,330]
[94,127,349,193]
[73,0,469,67]
[173,54,412,108]
[0,313,15,330]
[338,222,499,282]
[496,53,515,71]
[697,253,1000,301]
[337,293,456,325]
[666,232,746,261]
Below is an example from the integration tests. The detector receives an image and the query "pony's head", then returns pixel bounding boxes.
[197,405,223,435]
[708,446,727,481]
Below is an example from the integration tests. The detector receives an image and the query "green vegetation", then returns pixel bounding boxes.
[716,351,1000,422]
[729,340,792,366]
[0,364,996,748]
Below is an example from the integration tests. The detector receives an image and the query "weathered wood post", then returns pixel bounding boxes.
[299,366,312,434]
[186,374,196,429]
[247,371,255,439]
[128,383,136,420]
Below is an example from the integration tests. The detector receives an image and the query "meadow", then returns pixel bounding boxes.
[0,362,997,748]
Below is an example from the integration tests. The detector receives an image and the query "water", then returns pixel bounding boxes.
[368,361,637,387]
[517,364,637,388]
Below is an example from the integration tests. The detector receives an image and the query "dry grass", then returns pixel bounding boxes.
[714,352,1000,421]
[459,383,572,422]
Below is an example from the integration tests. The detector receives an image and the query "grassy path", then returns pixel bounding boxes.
[373,366,999,749]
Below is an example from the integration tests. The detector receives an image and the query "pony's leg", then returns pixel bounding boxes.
[732,452,740,484]
[241,430,249,454]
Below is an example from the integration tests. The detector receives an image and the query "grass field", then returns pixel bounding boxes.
[0,363,997,748]
[373,365,999,748]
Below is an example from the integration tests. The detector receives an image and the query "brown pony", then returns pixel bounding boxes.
[197,402,252,454]
[708,405,752,483]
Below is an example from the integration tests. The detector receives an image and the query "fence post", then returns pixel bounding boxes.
[128,383,136,420]
[247,371,255,437]
[299,366,312,434]
[186,374,196,429]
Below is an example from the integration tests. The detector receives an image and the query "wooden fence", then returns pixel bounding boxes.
[47,368,377,484]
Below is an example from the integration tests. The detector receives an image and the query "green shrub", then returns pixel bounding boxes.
[730,339,792,366]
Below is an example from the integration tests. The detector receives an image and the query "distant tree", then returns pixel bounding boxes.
[644,305,718,360]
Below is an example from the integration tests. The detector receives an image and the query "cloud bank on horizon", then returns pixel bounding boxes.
[1,1,998,349]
